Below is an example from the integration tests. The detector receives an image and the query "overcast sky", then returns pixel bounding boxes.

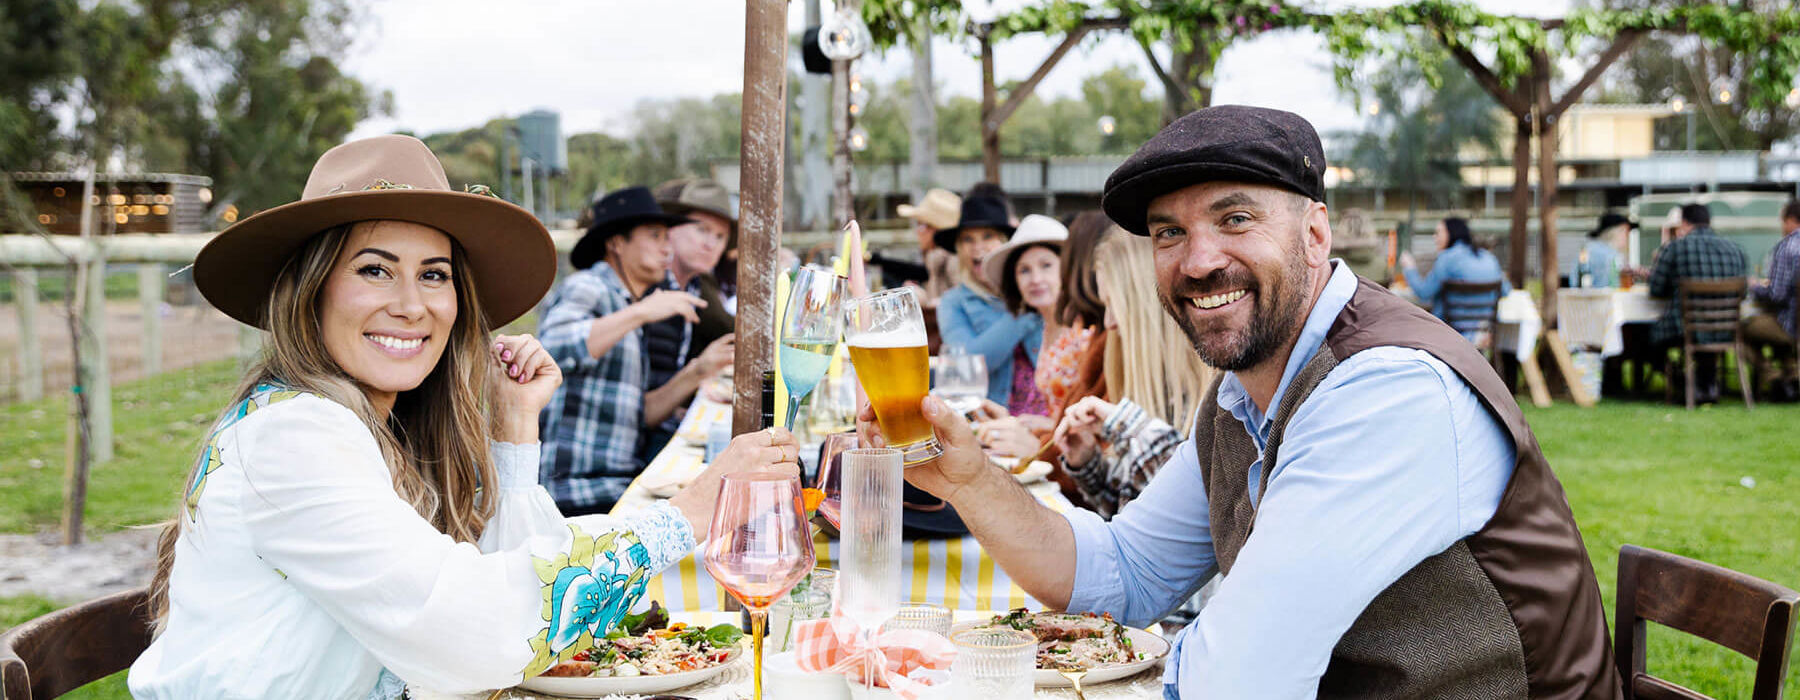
[345,0,1573,144]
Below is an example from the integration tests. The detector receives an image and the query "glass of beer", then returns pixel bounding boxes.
[845,288,940,465]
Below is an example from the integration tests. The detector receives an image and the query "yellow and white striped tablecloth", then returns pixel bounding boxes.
[613,397,1077,613]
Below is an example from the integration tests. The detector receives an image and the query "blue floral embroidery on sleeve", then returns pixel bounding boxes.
[184,383,304,521]
[520,524,654,677]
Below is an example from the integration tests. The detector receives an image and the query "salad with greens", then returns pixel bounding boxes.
[541,603,745,678]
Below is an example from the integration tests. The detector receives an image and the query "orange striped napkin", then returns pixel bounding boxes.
[792,615,956,700]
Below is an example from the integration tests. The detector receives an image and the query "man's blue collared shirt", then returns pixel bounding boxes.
[1062,262,1517,698]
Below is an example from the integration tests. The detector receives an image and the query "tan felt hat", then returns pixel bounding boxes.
[194,135,554,329]
[897,188,962,231]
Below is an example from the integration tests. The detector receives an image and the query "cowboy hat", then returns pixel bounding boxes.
[570,186,694,270]
[654,178,737,248]
[981,214,1069,290]
[897,188,962,231]
[193,134,553,329]
[934,195,1015,252]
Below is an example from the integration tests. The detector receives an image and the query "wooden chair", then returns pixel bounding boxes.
[0,588,152,700]
[1440,280,1506,376]
[1672,278,1755,410]
[1616,545,1799,700]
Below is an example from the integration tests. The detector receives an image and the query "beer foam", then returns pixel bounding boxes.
[848,328,927,348]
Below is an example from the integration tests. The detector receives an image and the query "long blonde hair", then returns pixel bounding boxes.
[1095,230,1215,433]
[148,224,500,625]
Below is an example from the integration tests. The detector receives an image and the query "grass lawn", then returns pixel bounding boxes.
[2,361,1796,697]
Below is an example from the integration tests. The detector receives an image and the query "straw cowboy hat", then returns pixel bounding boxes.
[981,214,1069,289]
[897,188,961,231]
[194,134,554,329]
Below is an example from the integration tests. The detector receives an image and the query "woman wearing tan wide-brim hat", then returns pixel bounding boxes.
[133,135,800,698]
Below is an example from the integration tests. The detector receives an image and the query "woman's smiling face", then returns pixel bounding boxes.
[319,220,458,411]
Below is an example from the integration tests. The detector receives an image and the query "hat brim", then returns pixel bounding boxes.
[933,220,1016,252]
[982,239,1064,291]
[195,189,554,330]
[570,213,696,270]
[1103,162,1308,236]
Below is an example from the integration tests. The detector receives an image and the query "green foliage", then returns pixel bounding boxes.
[0,0,384,229]
[1593,0,1800,152]
[848,65,1160,161]
[1315,1,1800,112]
[862,0,965,49]
[1339,47,1500,226]
[0,0,79,168]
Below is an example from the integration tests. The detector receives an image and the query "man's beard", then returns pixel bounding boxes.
[1160,249,1312,372]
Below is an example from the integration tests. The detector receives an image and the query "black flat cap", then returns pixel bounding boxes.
[1101,105,1327,236]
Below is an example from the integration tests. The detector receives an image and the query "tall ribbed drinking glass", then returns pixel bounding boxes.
[838,448,903,631]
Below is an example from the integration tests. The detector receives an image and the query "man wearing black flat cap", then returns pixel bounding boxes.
[539,186,730,516]
[869,106,1621,698]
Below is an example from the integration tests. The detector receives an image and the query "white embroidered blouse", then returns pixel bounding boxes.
[127,384,695,699]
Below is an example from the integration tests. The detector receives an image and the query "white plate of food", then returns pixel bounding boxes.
[956,609,1171,688]
[519,614,745,698]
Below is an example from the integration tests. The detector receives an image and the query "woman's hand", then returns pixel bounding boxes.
[1398,251,1417,270]
[490,334,561,443]
[668,427,802,534]
[1052,397,1117,467]
[974,416,1040,458]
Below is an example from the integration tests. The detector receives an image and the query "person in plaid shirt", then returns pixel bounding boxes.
[1647,203,1748,403]
[1744,199,1800,400]
[539,187,734,515]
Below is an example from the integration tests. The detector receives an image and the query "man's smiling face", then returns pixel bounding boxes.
[1147,181,1329,372]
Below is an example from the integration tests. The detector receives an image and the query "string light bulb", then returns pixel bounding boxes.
[1097,115,1116,135]
[819,7,871,61]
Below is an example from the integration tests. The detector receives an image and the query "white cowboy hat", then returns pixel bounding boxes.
[981,214,1069,290]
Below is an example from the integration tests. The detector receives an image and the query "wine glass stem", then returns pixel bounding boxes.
[750,609,767,700]
[784,395,803,429]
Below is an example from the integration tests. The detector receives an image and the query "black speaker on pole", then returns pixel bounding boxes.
[801,27,832,74]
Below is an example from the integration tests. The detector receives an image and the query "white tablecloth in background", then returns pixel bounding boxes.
[1556,288,1664,357]
[1494,291,1542,360]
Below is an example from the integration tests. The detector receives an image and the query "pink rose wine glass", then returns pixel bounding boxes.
[702,471,816,700]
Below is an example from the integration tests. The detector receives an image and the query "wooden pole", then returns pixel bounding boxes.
[83,246,113,464]
[1533,49,1559,327]
[1508,111,1533,290]
[979,26,1001,184]
[831,59,853,228]
[14,268,42,402]
[732,0,789,437]
[63,170,96,545]
[139,263,163,375]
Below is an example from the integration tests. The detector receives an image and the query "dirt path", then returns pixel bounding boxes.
[0,528,159,603]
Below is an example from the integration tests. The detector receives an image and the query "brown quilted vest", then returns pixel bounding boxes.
[1195,275,1622,699]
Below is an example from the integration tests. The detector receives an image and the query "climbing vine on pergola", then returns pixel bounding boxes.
[988,0,1800,324]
